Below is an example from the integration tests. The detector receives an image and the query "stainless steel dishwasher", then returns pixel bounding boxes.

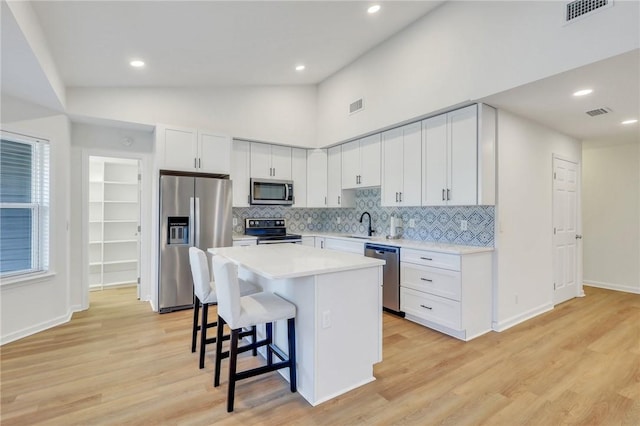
[364,243,403,316]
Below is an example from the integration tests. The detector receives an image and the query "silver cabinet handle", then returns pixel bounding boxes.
[273,167,276,176]
[324,196,327,205]
[338,195,341,205]
[399,192,402,202]
[447,189,451,201]
[395,192,399,202]
[576,235,583,239]
[442,189,445,201]
[420,257,433,261]
[198,158,201,168]
[194,158,197,168]
[420,277,433,282]
[420,304,433,310]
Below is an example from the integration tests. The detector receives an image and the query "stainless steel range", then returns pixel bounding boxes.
[244,218,302,244]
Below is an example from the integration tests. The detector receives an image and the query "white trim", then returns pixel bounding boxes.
[0,271,56,289]
[584,281,640,295]
[492,302,553,332]
[0,310,71,345]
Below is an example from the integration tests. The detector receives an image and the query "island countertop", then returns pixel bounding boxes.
[210,243,385,280]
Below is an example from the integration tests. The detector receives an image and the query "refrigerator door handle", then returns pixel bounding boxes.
[189,197,196,247]
[194,196,201,248]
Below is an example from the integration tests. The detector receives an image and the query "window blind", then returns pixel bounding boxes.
[0,132,50,277]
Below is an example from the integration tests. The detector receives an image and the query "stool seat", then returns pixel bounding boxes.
[228,292,296,330]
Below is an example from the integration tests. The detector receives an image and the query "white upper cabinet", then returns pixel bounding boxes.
[250,142,292,180]
[328,146,354,207]
[291,148,307,207]
[157,125,231,174]
[307,149,328,208]
[198,131,232,174]
[381,122,422,206]
[341,134,381,189]
[231,140,251,207]
[422,105,478,206]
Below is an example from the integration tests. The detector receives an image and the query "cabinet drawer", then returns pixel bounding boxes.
[401,248,460,271]
[401,287,461,329]
[401,264,461,301]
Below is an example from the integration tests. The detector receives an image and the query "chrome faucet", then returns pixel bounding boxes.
[359,211,374,236]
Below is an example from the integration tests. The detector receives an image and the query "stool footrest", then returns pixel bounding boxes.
[235,360,291,381]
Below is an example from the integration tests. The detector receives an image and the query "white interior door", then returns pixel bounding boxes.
[553,157,579,304]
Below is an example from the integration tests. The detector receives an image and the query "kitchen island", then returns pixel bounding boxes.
[209,244,385,406]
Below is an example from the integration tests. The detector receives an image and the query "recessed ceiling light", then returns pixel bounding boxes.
[295,65,305,72]
[368,5,381,14]
[573,89,593,97]
[130,60,145,68]
[621,119,638,125]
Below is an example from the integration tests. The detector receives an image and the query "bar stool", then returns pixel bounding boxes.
[189,247,259,369]
[212,256,297,412]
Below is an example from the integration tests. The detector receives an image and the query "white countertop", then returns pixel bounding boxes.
[301,232,494,254]
[210,244,385,279]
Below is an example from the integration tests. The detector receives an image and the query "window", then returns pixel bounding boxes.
[0,131,50,278]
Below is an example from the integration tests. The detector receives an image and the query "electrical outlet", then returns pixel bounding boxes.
[460,220,468,231]
[233,217,238,226]
[322,310,331,328]
[409,218,416,228]
[307,217,312,224]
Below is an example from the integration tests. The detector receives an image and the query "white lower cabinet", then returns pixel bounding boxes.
[323,237,365,254]
[400,247,492,341]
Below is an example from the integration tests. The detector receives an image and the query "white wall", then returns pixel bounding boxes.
[493,109,581,331]
[70,123,156,310]
[316,0,639,146]
[0,114,71,344]
[66,85,318,148]
[582,141,640,293]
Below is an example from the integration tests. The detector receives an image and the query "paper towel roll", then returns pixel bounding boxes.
[390,216,397,237]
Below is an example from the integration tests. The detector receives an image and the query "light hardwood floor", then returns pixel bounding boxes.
[1,286,638,425]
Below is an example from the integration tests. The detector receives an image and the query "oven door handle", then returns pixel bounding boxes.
[258,239,302,245]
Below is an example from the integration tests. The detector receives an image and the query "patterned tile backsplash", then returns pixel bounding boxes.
[233,188,494,247]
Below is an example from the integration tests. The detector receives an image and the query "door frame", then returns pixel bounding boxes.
[81,148,150,309]
[552,153,584,305]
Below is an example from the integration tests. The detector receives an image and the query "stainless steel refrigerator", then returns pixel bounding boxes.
[158,172,232,313]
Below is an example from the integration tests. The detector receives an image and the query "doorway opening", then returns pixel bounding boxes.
[88,156,141,298]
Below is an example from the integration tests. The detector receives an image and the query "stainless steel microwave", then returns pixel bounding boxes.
[250,178,294,205]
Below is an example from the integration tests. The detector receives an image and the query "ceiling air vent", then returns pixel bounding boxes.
[349,98,364,115]
[565,0,612,23]
[585,107,612,117]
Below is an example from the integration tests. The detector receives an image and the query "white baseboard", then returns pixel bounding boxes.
[492,302,554,332]
[1,311,73,345]
[584,280,640,294]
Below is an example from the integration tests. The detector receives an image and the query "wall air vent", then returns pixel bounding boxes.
[349,98,364,115]
[565,0,612,23]
[585,107,612,116]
